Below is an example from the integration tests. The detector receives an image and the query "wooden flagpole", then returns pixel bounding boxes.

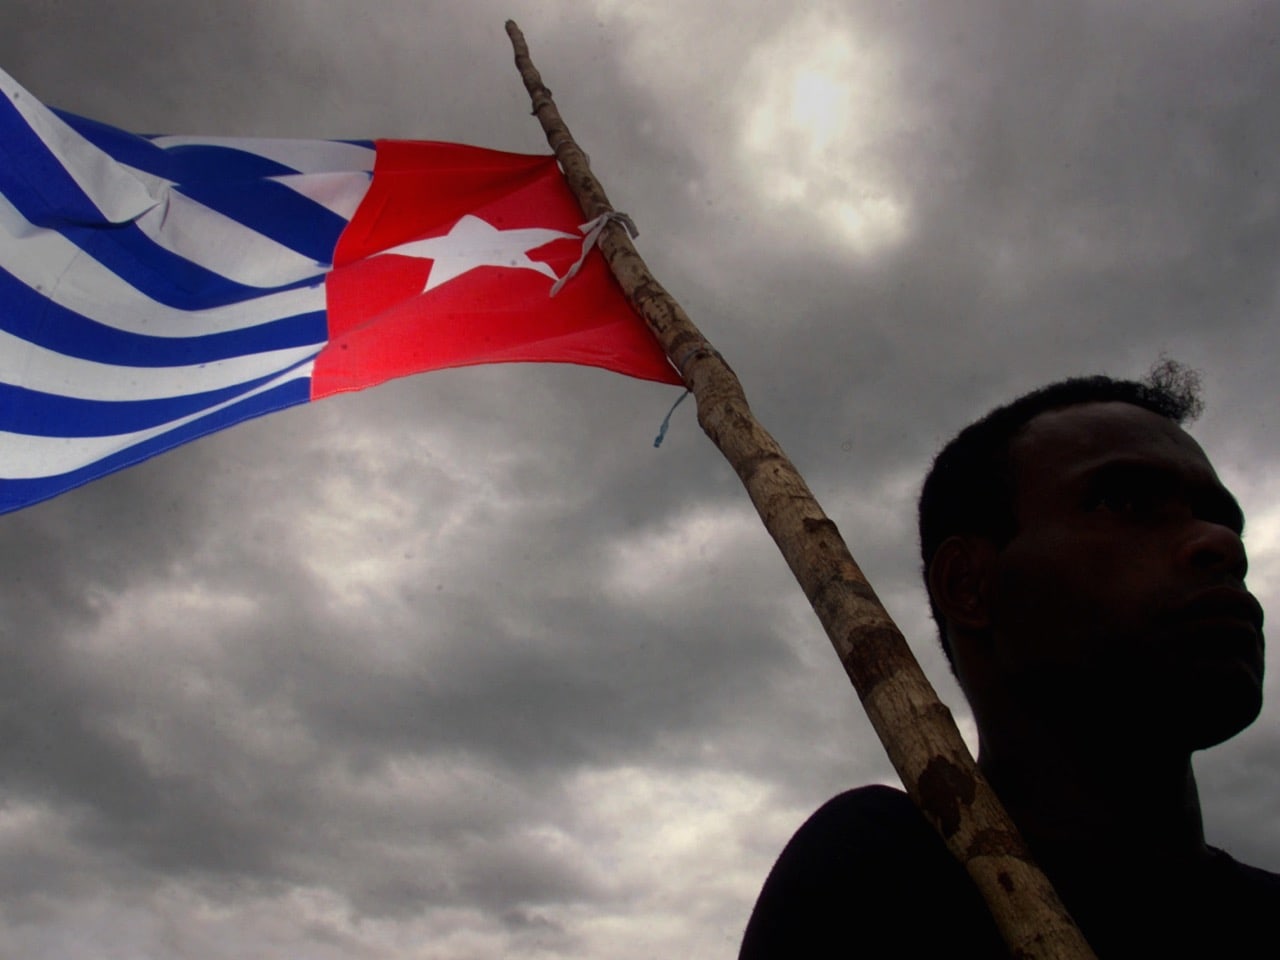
[504,21,1094,960]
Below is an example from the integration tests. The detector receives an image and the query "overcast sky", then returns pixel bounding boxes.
[3,1,1279,957]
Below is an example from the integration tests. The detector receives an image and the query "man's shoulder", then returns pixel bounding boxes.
[1209,847,1280,884]
[738,785,1007,959]
[806,783,930,831]
[772,784,944,869]
[1204,846,1280,906]
[761,784,980,895]
[807,783,922,823]
[1081,846,1280,955]
[740,787,1280,958]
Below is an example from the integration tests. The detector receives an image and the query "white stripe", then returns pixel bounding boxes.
[0,191,328,337]
[131,183,329,288]
[277,171,372,220]
[2,67,160,224]
[146,135,376,174]
[0,326,323,402]
[0,360,316,479]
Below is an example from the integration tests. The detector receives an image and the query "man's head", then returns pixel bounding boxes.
[919,363,1264,751]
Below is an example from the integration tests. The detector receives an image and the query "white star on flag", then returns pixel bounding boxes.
[378,214,578,293]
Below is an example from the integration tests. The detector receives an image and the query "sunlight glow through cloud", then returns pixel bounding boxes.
[738,14,913,255]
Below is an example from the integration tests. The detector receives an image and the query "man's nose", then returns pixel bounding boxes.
[1179,520,1249,581]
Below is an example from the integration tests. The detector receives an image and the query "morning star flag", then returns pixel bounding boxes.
[0,68,680,514]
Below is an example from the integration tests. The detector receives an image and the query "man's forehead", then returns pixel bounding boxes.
[1010,401,1215,483]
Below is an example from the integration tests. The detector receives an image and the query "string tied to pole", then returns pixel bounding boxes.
[550,210,638,296]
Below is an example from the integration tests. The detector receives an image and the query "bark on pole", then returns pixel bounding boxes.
[504,20,1095,960]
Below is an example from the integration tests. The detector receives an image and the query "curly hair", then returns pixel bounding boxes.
[918,359,1204,666]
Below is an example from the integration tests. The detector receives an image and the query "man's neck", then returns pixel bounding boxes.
[977,736,1208,880]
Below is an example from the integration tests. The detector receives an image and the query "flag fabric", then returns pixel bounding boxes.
[0,68,680,515]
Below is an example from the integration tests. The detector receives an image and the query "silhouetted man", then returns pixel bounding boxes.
[740,369,1279,957]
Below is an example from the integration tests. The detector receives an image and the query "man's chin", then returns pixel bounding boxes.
[1182,670,1265,750]
[1007,656,1263,749]
[1156,628,1265,748]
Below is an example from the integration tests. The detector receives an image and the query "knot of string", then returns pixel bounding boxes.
[672,343,713,378]
[550,211,639,297]
[652,345,719,446]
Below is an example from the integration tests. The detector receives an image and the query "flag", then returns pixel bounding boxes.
[0,68,680,514]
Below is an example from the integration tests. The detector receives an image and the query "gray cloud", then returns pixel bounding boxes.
[2,1,1278,956]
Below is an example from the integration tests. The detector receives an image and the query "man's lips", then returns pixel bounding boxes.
[1166,589,1266,672]
[1175,587,1265,634]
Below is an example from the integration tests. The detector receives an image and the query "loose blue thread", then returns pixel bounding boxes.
[653,389,691,448]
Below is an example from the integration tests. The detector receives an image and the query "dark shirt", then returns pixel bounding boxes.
[739,785,1280,958]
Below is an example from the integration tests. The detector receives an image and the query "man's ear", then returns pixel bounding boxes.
[927,536,998,631]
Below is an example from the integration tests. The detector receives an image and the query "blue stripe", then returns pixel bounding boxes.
[50,109,289,181]
[155,142,299,179]
[140,138,376,180]
[58,217,321,310]
[0,360,314,437]
[0,377,313,514]
[0,264,327,365]
[0,86,113,227]
[55,110,374,181]
[177,178,347,264]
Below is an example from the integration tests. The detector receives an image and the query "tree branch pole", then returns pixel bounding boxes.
[504,20,1094,960]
